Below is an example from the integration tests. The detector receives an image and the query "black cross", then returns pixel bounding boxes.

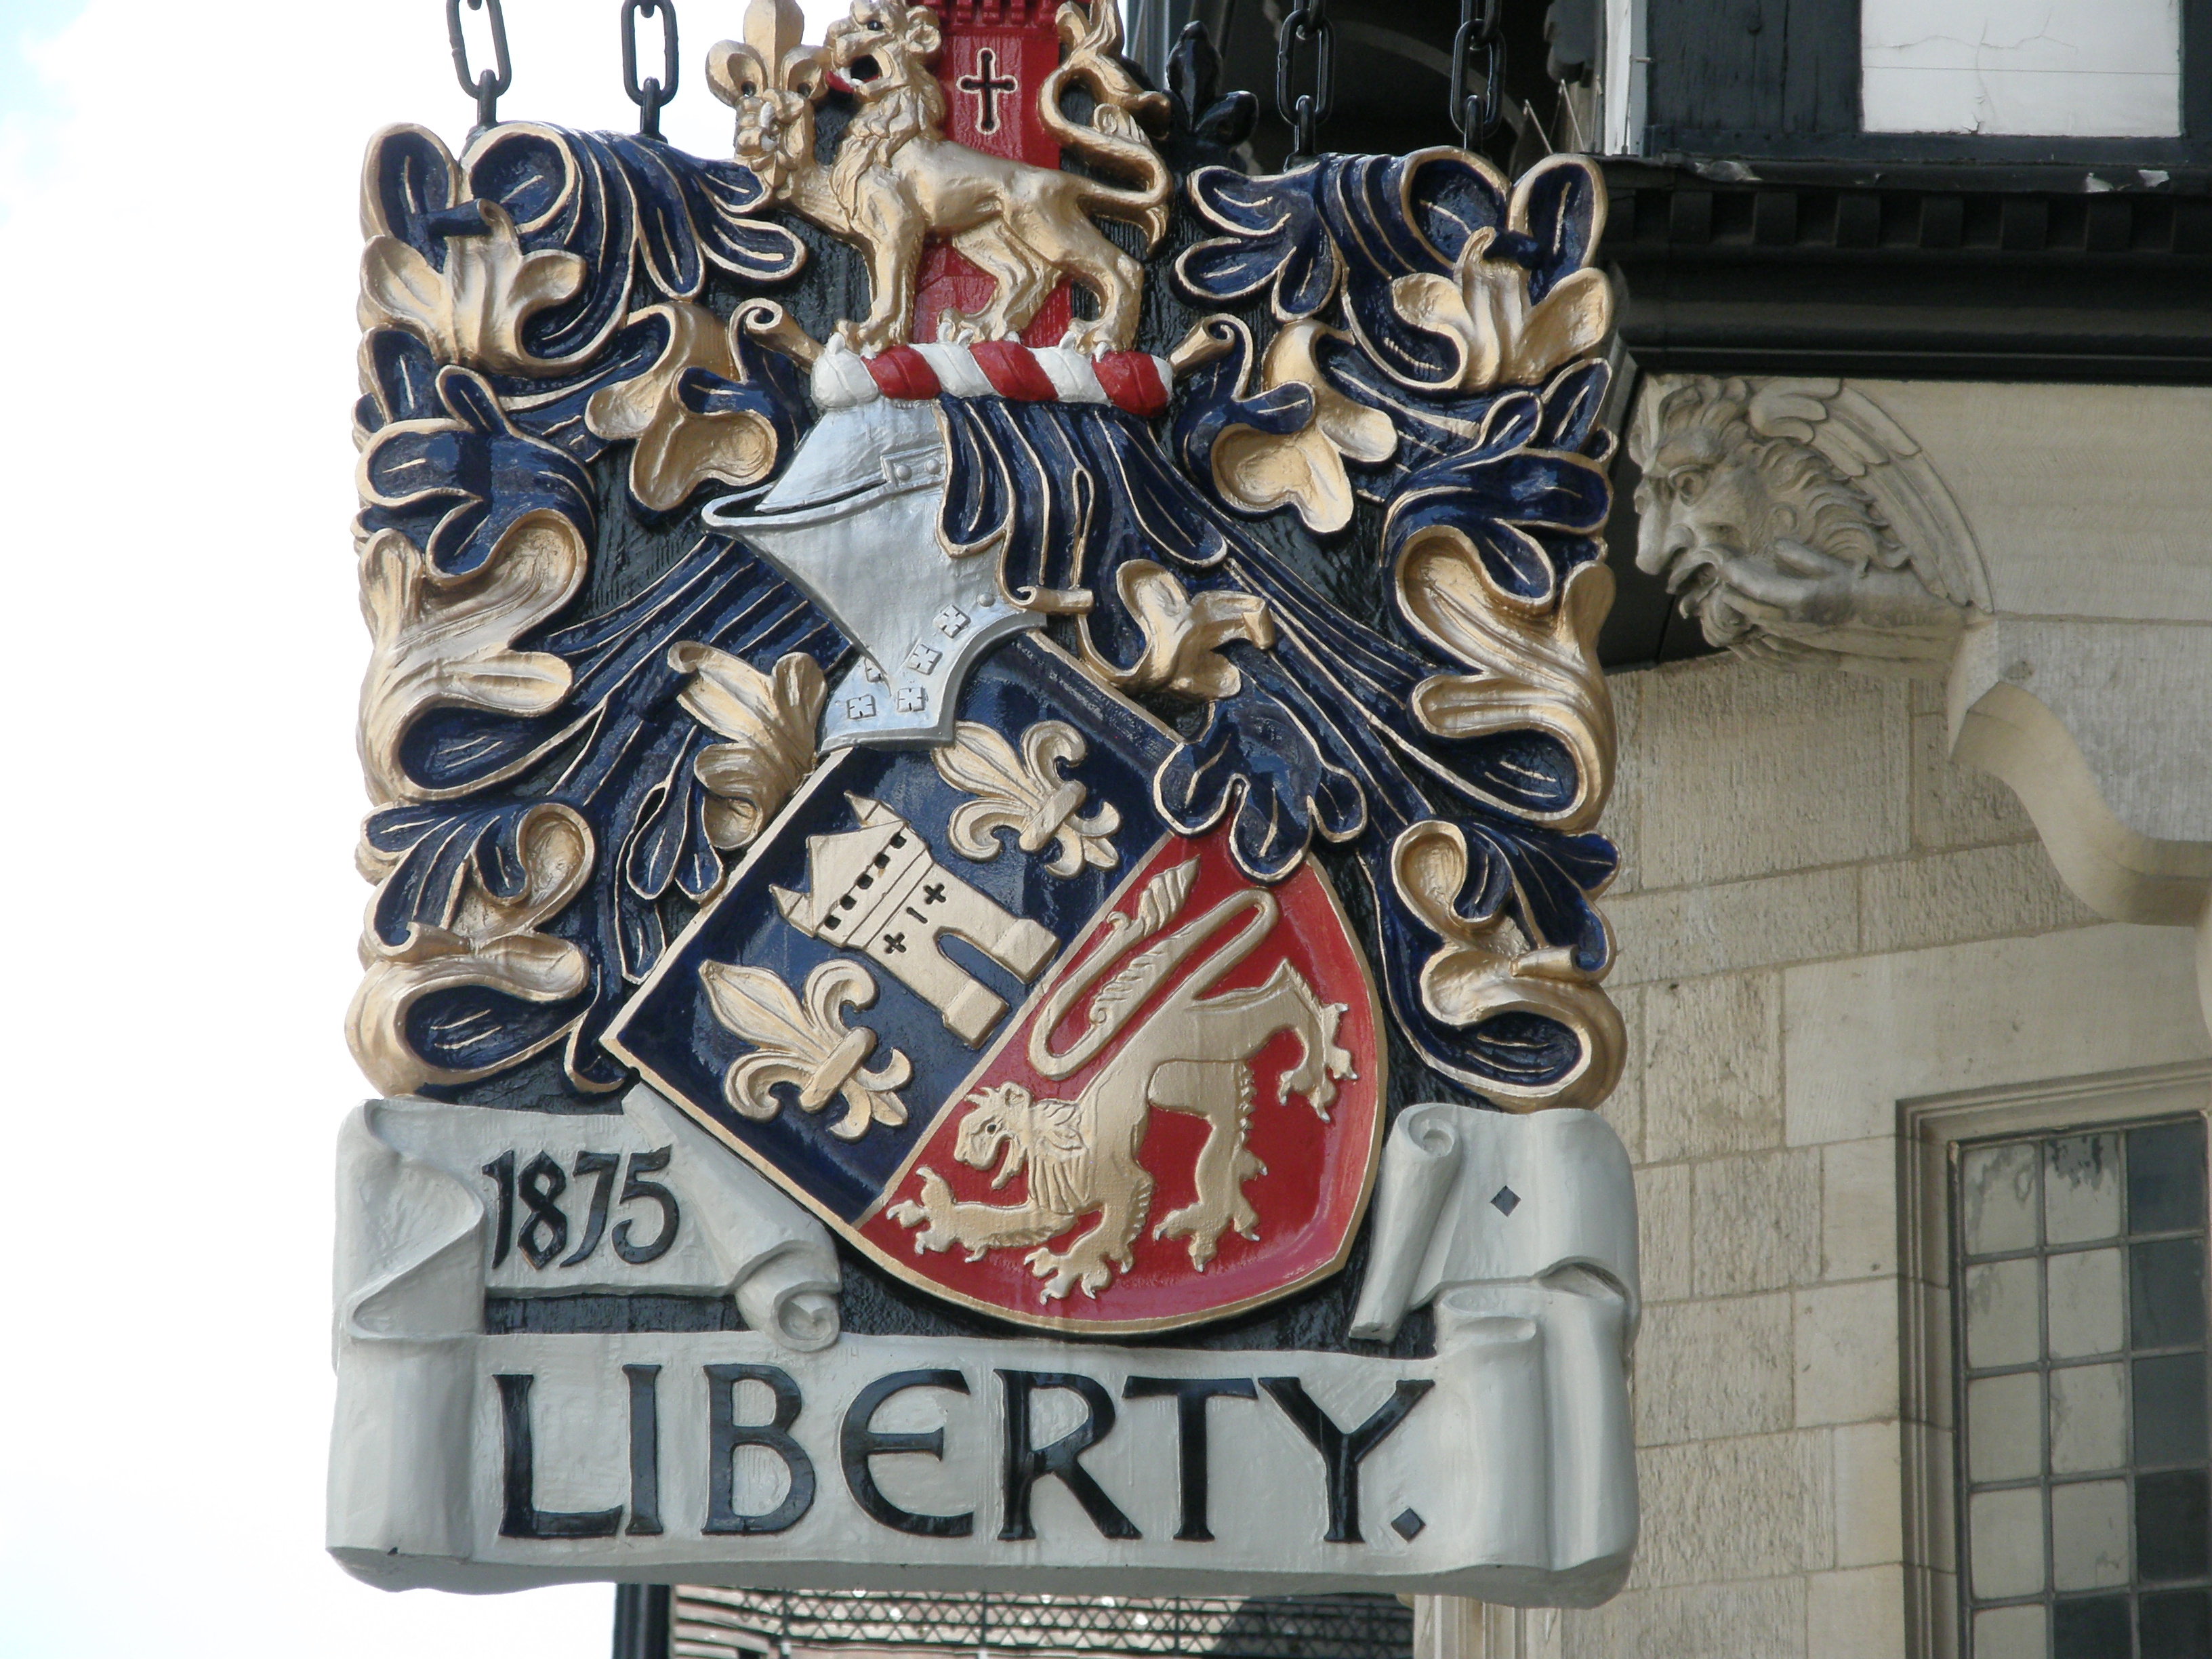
[920,881,947,905]
[880,931,907,954]
[956,47,1019,134]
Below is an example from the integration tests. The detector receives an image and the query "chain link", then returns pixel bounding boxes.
[1450,0,1504,150]
[447,0,512,131]
[621,0,680,140]
[1273,0,1334,165]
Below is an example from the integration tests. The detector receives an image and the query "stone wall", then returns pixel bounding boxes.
[1540,656,2211,1659]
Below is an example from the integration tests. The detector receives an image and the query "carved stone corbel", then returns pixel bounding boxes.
[1627,373,2212,1035]
[1950,636,2212,1038]
[1628,375,1988,676]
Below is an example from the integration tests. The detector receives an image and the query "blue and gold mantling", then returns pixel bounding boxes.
[348,109,1624,1115]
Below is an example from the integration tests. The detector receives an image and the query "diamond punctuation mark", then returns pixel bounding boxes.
[1391,1509,1426,1541]
[1491,1185,1520,1216]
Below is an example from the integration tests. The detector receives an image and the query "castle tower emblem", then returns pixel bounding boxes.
[772,796,1057,1045]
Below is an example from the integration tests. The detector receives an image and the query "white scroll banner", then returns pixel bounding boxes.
[329,1086,840,1569]
[328,1097,1638,1604]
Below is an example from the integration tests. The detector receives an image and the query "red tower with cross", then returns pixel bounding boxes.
[914,0,1073,346]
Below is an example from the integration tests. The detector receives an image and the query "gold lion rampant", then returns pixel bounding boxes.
[708,0,1171,354]
[888,861,1357,1300]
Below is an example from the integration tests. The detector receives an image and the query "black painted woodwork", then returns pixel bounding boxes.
[1647,0,1857,144]
[1644,0,2212,168]
[611,1586,673,1659]
[1601,159,2212,383]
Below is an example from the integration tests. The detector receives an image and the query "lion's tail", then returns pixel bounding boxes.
[1039,0,1174,248]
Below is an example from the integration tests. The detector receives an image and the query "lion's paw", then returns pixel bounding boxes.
[1057,319,1113,355]
[1024,1247,1076,1301]
[890,1168,956,1254]
[1154,1203,1230,1270]
[834,318,905,355]
[1025,1243,1116,1302]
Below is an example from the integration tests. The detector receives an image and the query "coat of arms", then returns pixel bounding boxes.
[339,0,1635,1592]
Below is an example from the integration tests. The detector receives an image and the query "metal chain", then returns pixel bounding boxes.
[1273,0,1334,165]
[447,0,512,130]
[621,0,680,140]
[1450,0,1504,149]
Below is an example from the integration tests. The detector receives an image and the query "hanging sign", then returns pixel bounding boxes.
[335,0,1639,1605]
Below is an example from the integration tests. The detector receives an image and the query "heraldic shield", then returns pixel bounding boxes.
[605,632,1383,1332]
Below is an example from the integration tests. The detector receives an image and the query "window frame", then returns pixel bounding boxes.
[1902,1060,2212,1659]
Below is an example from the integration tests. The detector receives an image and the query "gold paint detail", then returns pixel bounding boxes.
[346,802,594,1096]
[1164,317,1238,377]
[669,644,827,853]
[735,297,824,369]
[584,302,782,512]
[361,195,590,377]
[1389,819,1623,1113]
[1206,319,1397,533]
[701,958,914,1141]
[772,797,1059,1046]
[1080,560,1274,701]
[356,512,586,808]
[1385,157,1614,394]
[933,720,1121,877]
[1396,552,1618,835]
[889,861,1356,1298]
[706,0,1169,352]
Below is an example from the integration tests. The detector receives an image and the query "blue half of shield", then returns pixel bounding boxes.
[605,636,1175,1224]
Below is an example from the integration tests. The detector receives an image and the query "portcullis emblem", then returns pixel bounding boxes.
[349,0,1624,1335]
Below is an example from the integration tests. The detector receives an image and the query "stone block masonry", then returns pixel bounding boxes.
[1549,653,2211,1659]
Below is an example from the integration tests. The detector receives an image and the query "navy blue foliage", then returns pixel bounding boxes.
[1175,164,1340,316]
[1179,150,1607,393]
[1168,319,1316,491]
[366,127,463,273]
[935,392,1619,1090]
[358,365,596,579]
[462,126,805,363]
[372,534,842,1090]
[1111,147,1620,1093]
[363,123,804,372]
[356,113,1620,1102]
[356,123,830,1091]
[1158,668,1368,880]
[1382,387,1611,608]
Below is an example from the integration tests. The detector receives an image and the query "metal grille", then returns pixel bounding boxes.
[672,1589,1413,1659]
[1953,1113,2212,1657]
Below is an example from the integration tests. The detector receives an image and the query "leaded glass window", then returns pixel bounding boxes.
[1956,1115,2211,1658]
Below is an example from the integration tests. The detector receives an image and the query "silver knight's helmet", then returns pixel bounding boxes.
[705,392,1039,750]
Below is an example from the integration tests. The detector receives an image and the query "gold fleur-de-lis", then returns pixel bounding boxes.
[700,959,912,1141]
[933,720,1120,878]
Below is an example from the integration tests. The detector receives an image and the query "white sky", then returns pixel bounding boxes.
[0,2,839,1654]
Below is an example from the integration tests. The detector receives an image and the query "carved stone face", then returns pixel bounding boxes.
[1628,380,1968,672]
[1631,425,1782,647]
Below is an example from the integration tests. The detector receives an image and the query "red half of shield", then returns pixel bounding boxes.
[855,829,1385,1334]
